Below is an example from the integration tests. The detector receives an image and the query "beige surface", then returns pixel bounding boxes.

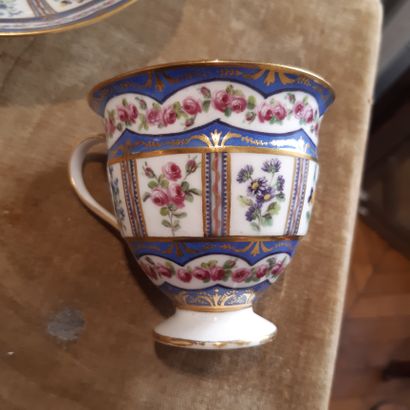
[0,1,382,409]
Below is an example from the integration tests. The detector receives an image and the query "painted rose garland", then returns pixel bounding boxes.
[142,158,201,235]
[104,85,319,138]
[237,159,285,232]
[139,256,287,284]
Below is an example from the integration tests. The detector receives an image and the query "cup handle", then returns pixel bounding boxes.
[69,135,120,231]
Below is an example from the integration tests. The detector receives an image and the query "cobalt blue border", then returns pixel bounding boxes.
[90,65,334,117]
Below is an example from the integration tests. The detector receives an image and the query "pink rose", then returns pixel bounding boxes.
[185,159,197,173]
[177,268,192,283]
[104,117,116,136]
[117,104,138,123]
[185,117,195,128]
[168,183,185,208]
[257,102,274,123]
[271,260,286,276]
[209,266,225,281]
[162,162,181,181]
[232,268,251,282]
[151,188,169,207]
[256,265,269,278]
[303,106,314,123]
[293,102,305,118]
[141,262,158,280]
[272,103,287,121]
[157,264,172,278]
[143,165,155,178]
[231,96,247,113]
[182,97,202,115]
[213,90,231,112]
[147,108,162,125]
[162,106,177,125]
[193,267,210,281]
[200,86,211,98]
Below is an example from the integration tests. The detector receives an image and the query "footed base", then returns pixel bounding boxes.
[153,307,277,350]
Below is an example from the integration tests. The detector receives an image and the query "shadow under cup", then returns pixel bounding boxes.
[88,61,335,349]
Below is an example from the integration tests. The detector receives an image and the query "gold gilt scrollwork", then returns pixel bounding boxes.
[129,239,295,257]
[242,67,298,86]
[170,287,256,312]
[202,241,277,256]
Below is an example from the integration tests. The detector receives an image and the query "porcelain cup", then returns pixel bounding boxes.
[69,60,334,349]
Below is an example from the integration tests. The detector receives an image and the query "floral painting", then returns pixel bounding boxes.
[139,256,287,284]
[142,157,201,236]
[236,159,285,232]
[108,165,126,232]
[104,85,319,138]
[0,0,23,17]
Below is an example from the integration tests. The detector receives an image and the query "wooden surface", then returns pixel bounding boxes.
[330,219,410,410]
[0,1,382,409]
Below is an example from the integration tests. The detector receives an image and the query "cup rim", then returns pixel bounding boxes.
[88,59,335,114]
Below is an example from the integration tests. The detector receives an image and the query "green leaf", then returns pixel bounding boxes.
[145,256,154,265]
[247,95,256,110]
[303,95,309,104]
[173,101,182,111]
[162,220,172,228]
[251,222,260,232]
[122,98,127,106]
[168,204,177,212]
[223,259,236,269]
[160,207,169,216]
[202,100,211,113]
[239,195,253,206]
[186,193,194,202]
[181,181,190,192]
[142,192,151,202]
[261,214,273,226]
[276,192,285,201]
[224,107,232,117]
[173,212,187,218]
[158,175,169,188]
[165,260,174,270]
[189,188,201,196]
[201,262,208,268]
[226,84,234,95]
[148,180,158,189]
[208,260,218,268]
[153,102,161,110]
[117,123,123,131]
[267,202,281,215]
[233,89,244,97]
[172,220,181,230]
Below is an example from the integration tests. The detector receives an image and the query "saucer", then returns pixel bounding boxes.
[0,0,136,36]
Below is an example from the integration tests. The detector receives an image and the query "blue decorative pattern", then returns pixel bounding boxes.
[108,120,318,161]
[127,238,299,265]
[159,282,272,308]
[90,64,334,117]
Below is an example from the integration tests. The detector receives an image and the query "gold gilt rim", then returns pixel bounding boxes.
[0,0,137,37]
[153,331,276,349]
[88,59,335,113]
[125,235,301,243]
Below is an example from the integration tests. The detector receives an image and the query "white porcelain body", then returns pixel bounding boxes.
[70,61,334,349]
